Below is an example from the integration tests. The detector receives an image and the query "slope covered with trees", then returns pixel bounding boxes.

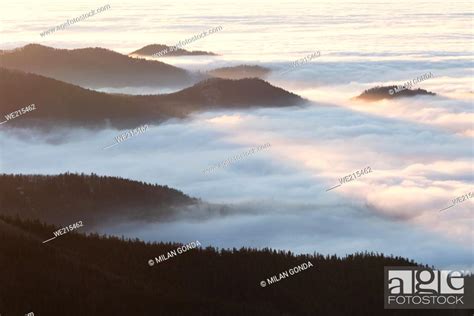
[130,44,217,57]
[356,85,436,101]
[0,44,197,88]
[0,173,198,226]
[207,65,271,80]
[0,215,465,316]
[0,68,306,129]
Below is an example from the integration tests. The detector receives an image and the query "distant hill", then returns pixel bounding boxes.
[157,77,304,107]
[356,85,436,101]
[0,173,198,226]
[0,214,456,316]
[0,44,199,88]
[130,44,217,57]
[207,65,271,80]
[0,68,306,129]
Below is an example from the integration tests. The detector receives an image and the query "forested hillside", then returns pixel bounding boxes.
[0,68,305,129]
[0,173,198,226]
[1,215,466,316]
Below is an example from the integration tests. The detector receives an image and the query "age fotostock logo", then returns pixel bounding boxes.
[384,267,474,309]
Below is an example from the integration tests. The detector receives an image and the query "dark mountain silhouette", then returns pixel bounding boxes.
[0,44,199,88]
[130,44,217,57]
[208,65,271,80]
[0,173,198,226]
[0,68,306,129]
[0,215,464,316]
[156,77,304,107]
[356,85,436,101]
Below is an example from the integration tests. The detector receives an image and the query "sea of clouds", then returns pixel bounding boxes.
[1,62,472,269]
[1,0,472,269]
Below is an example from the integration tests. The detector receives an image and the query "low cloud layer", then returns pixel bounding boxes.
[1,57,472,269]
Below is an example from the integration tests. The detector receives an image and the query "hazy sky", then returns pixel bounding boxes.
[1,0,473,59]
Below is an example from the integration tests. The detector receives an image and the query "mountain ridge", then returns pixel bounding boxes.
[0,68,306,129]
[0,44,199,88]
[0,173,198,226]
[129,44,217,57]
[356,85,436,101]
[207,65,271,80]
